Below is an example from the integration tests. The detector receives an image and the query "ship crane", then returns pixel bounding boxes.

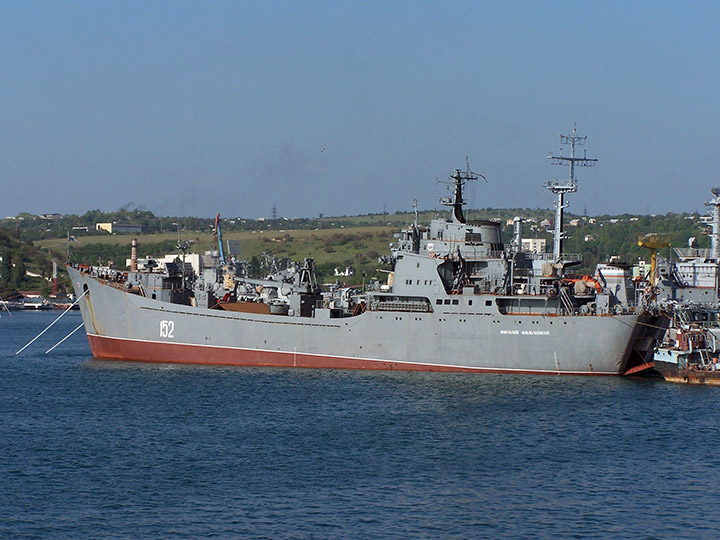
[52,257,59,295]
[638,233,672,297]
[214,213,226,266]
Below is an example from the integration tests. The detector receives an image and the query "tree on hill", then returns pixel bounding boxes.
[1,250,12,287]
[0,250,19,297]
[13,257,26,288]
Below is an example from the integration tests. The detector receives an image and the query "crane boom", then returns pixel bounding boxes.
[214,213,226,265]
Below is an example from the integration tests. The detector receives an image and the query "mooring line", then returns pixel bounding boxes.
[0,294,14,317]
[15,289,88,355]
[45,322,86,354]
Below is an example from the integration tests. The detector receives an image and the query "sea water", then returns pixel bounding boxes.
[1,311,719,539]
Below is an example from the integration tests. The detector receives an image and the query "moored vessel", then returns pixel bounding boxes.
[644,188,720,384]
[68,132,666,374]
[651,305,720,384]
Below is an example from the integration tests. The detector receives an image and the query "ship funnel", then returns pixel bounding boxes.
[513,217,523,252]
[131,238,138,272]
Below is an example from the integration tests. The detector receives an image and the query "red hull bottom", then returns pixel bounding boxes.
[87,334,615,375]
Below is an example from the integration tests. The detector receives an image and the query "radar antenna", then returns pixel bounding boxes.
[545,125,597,261]
[438,157,486,224]
[175,222,191,282]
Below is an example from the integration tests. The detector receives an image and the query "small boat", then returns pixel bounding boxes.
[20,298,54,310]
[651,306,720,384]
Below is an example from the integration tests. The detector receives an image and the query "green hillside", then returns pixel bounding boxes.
[0,194,702,292]
[27,208,709,286]
[0,229,54,298]
[36,226,398,285]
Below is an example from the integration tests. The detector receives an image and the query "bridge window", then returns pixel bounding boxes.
[465,232,482,244]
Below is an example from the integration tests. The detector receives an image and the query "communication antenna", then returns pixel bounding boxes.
[545,125,597,260]
[271,204,278,221]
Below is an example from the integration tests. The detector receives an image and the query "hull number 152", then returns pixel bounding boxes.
[160,320,175,338]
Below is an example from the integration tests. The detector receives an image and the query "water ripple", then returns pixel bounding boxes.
[1,312,720,539]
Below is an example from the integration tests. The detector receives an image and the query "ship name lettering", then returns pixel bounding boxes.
[500,329,550,336]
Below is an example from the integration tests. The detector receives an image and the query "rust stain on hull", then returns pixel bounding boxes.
[654,365,720,385]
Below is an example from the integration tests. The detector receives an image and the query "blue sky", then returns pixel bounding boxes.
[2,1,719,219]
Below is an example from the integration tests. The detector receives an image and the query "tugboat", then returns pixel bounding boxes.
[651,305,720,384]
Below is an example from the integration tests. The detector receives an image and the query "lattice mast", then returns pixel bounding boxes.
[706,188,720,259]
[546,126,598,261]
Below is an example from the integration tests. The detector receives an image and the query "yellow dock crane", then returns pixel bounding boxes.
[638,234,672,296]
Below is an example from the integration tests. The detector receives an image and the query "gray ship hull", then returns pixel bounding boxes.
[69,266,648,375]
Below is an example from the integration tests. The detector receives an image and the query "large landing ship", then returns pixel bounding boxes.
[69,136,664,374]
